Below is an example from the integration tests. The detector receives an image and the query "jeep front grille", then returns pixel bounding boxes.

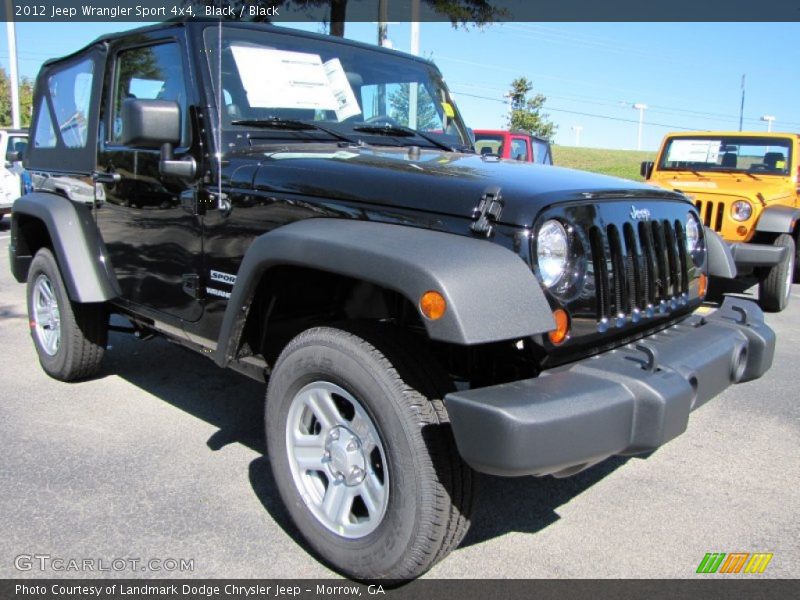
[588,219,689,323]
[694,200,724,232]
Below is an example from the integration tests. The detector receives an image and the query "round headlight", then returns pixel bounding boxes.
[536,219,569,288]
[685,211,701,253]
[731,200,752,222]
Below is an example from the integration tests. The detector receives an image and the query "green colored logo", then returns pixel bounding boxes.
[697,552,773,574]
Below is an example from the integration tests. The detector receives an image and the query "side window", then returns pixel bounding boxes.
[532,140,552,164]
[32,98,57,148]
[112,43,187,144]
[7,136,28,155]
[510,138,529,161]
[34,57,94,149]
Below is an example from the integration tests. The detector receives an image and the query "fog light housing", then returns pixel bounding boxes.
[548,309,570,345]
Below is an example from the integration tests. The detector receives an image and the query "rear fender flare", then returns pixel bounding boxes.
[11,192,118,302]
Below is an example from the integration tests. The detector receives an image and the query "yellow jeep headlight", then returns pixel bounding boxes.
[731,200,752,222]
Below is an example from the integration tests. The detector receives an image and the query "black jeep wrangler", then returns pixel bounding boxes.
[10,22,775,580]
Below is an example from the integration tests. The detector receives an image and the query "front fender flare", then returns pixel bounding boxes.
[214,219,554,367]
[11,192,118,303]
[755,205,800,233]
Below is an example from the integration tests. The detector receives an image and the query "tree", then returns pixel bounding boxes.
[0,68,35,127]
[505,77,556,140]
[389,83,439,130]
[187,0,500,38]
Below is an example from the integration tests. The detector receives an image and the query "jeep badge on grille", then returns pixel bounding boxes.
[630,205,651,221]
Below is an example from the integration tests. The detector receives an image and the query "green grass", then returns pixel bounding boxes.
[552,146,657,182]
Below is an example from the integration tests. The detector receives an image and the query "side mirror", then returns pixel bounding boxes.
[121,98,195,179]
[121,98,181,148]
[640,161,654,179]
[6,150,22,163]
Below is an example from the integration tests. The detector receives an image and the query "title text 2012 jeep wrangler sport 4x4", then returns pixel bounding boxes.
[10,23,775,580]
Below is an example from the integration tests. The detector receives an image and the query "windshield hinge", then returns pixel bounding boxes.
[471,186,503,237]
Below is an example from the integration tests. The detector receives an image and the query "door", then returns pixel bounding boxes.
[510,136,530,162]
[95,38,203,322]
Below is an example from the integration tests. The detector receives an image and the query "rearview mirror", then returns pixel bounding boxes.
[121,98,181,148]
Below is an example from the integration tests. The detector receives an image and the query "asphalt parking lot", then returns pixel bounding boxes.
[1,222,798,579]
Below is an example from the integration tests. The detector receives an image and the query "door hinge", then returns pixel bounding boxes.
[182,274,204,299]
[471,186,503,237]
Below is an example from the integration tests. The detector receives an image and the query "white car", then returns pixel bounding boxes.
[1,128,29,219]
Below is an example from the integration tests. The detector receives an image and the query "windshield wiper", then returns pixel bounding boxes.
[712,167,760,180]
[352,124,456,152]
[230,118,358,145]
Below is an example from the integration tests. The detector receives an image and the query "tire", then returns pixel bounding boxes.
[26,248,107,381]
[265,323,473,581]
[758,233,795,312]
[795,234,800,284]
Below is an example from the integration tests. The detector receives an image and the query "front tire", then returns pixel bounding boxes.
[26,248,107,381]
[758,233,795,312]
[265,323,473,580]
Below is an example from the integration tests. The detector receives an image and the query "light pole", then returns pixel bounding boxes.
[5,0,21,129]
[761,115,775,132]
[408,0,420,128]
[633,103,648,151]
[571,125,583,146]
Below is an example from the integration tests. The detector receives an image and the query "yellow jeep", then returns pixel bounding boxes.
[642,131,799,311]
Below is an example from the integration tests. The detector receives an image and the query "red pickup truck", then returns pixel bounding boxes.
[473,129,553,164]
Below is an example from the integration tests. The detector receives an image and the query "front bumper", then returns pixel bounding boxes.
[444,297,775,477]
[728,241,788,268]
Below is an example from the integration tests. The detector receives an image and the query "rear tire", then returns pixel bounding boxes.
[758,233,794,312]
[26,248,107,381]
[265,323,473,580]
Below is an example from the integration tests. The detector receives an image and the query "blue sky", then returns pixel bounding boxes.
[1,21,797,151]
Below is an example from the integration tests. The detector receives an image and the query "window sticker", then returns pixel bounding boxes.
[441,102,455,118]
[230,45,338,111]
[322,58,361,121]
[666,139,721,163]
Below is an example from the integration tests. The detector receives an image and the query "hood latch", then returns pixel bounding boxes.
[471,186,503,237]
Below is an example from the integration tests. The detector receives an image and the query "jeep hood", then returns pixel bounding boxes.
[650,172,794,203]
[224,145,686,227]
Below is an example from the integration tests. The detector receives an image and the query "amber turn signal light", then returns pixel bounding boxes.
[548,308,570,345]
[698,273,708,299]
[419,291,447,320]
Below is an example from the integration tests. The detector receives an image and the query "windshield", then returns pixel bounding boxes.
[659,136,792,175]
[203,26,471,150]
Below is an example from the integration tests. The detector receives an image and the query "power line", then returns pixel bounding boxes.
[454,91,696,131]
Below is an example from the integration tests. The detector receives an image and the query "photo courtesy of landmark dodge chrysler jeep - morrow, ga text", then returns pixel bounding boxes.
[642,131,800,312]
[10,22,776,580]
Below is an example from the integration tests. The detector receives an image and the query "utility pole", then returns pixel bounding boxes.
[633,103,647,151]
[761,115,775,132]
[5,0,21,129]
[378,0,389,47]
[571,125,583,146]
[408,0,420,129]
[739,74,745,132]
